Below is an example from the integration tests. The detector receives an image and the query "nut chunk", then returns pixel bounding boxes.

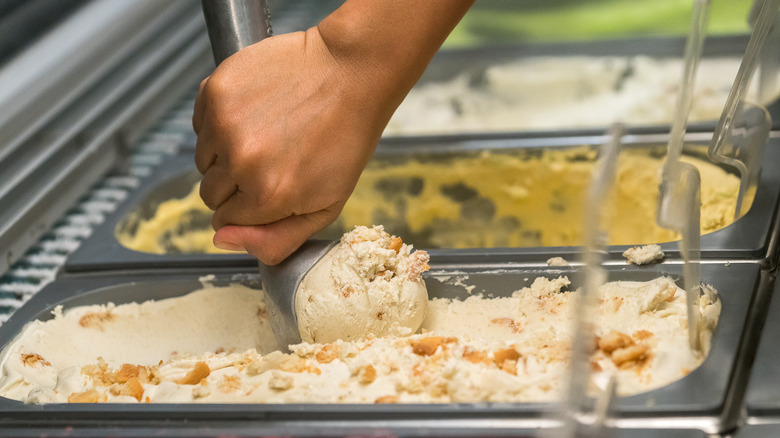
[315,344,340,364]
[598,330,632,354]
[177,362,210,385]
[611,344,649,367]
[21,353,51,367]
[374,395,399,404]
[411,337,452,356]
[68,389,105,403]
[358,364,377,384]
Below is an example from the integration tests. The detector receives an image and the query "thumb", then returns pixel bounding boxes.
[213,208,341,265]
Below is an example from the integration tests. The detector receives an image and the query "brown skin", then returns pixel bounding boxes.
[193,0,474,264]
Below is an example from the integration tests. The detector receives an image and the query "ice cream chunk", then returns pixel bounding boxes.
[623,244,665,265]
[546,257,570,266]
[0,275,720,404]
[295,225,430,344]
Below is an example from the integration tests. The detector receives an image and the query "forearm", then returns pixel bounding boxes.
[317,0,473,120]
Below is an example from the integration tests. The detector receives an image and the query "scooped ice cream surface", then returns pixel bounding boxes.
[295,225,430,344]
[0,275,720,404]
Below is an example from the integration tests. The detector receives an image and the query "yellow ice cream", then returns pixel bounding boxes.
[336,146,741,248]
[117,146,741,253]
[115,185,230,254]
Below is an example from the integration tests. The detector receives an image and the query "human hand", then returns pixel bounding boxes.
[193,0,473,265]
[193,28,386,265]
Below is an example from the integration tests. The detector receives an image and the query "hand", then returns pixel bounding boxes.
[193,28,384,265]
[193,0,473,265]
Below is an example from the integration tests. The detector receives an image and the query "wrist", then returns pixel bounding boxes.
[316,0,473,113]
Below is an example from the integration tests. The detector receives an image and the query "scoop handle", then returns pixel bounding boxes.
[201,0,272,65]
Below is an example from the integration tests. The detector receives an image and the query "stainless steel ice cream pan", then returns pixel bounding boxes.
[64,133,780,273]
[0,262,760,432]
[382,34,780,139]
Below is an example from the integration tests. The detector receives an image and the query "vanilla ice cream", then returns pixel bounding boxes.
[385,56,771,135]
[296,225,430,344]
[0,282,279,403]
[0,272,719,404]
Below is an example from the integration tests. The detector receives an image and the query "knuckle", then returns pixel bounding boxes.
[194,149,213,175]
[202,75,240,127]
[203,71,230,99]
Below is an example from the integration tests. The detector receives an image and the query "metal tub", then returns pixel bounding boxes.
[0,262,762,435]
[64,133,780,273]
[395,35,780,137]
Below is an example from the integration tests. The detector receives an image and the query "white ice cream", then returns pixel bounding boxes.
[385,56,769,135]
[0,273,719,404]
[0,283,279,403]
[295,225,430,344]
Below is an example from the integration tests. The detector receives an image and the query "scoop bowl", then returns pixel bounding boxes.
[257,240,337,350]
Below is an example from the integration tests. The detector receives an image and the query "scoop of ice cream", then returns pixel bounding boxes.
[295,225,430,343]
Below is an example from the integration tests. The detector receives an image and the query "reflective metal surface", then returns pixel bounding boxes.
[202,0,272,64]
[257,239,336,349]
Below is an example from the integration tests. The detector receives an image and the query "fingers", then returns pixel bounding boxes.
[199,160,238,210]
[211,186,298,230]
[213,208,340,265]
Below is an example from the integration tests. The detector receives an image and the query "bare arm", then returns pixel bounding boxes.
[193,0,474,264]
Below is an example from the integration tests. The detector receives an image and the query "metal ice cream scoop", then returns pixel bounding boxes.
[201,1,338,349]
[257,240,338,348]
[201,0,272,64]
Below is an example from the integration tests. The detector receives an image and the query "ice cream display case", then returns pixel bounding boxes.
[63,132,780,273]
[4,0,780,436]
[0,261,763,435]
